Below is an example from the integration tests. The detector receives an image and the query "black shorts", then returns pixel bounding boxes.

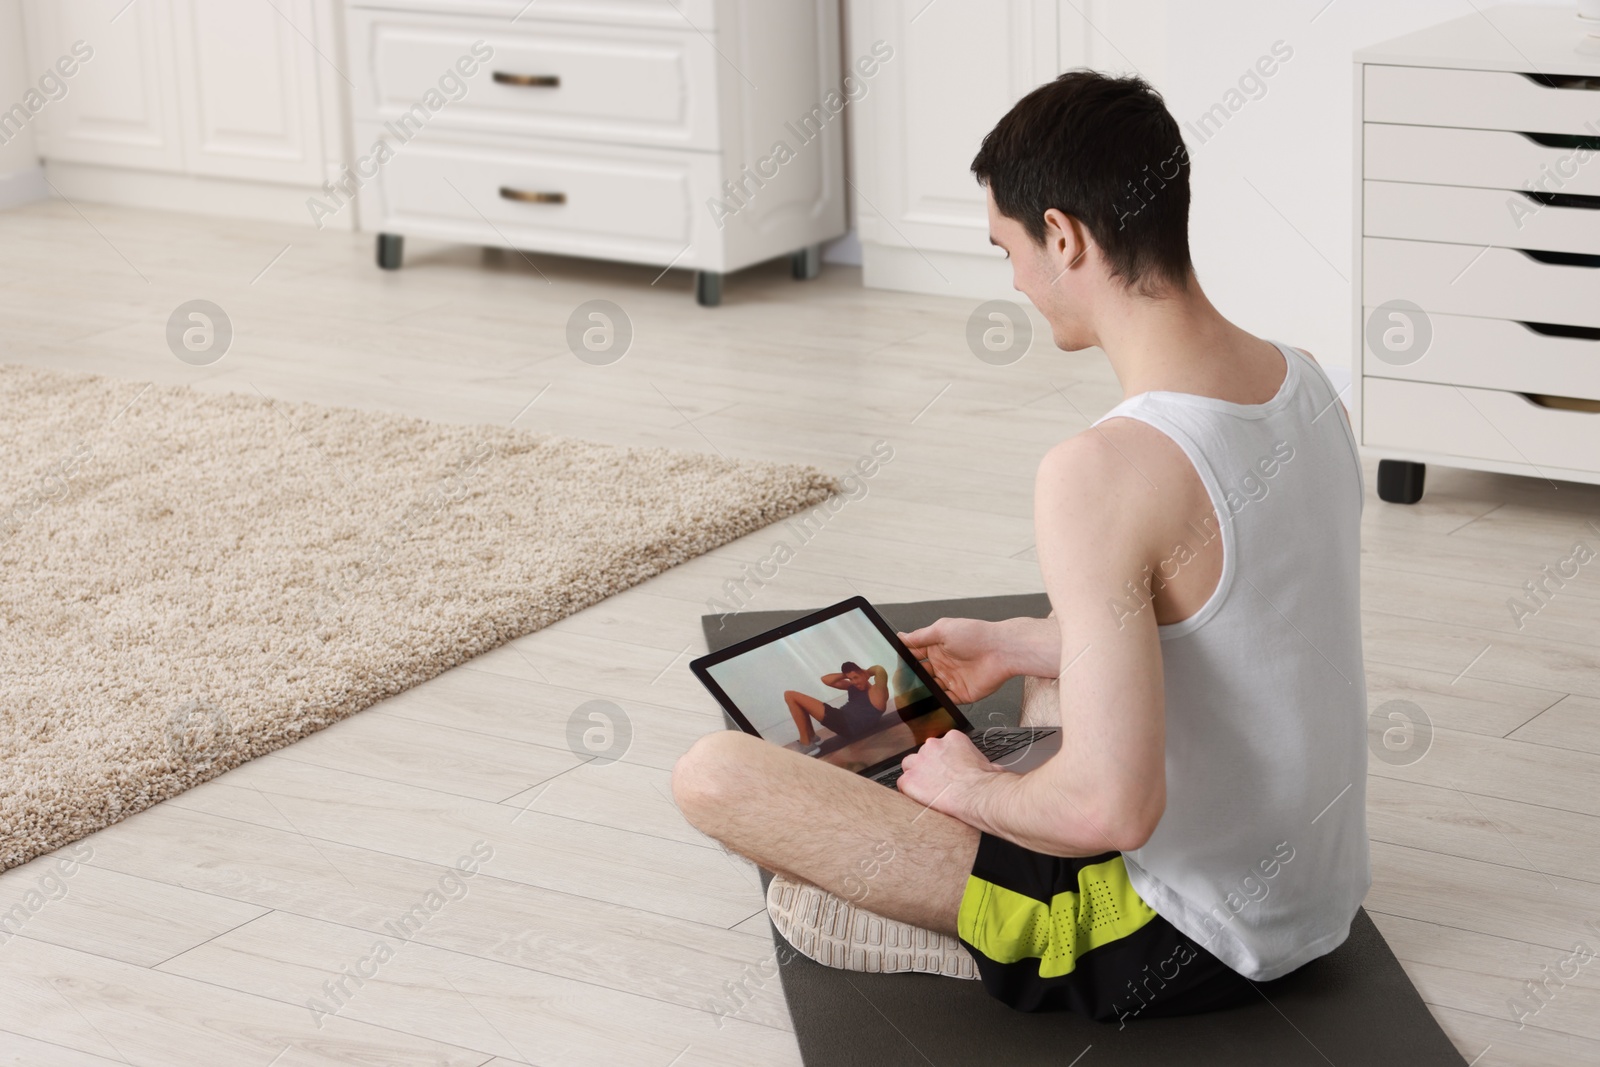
[957,832,1257,1024]
[819,699,881,739]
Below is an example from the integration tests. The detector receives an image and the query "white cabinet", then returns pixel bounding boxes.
[23,0,184,172]
[21,0,346,226]
[1354,6,1600,501]
[345,0,848,305]
[848,0,1059,296]
[169,0,329,186]
[846,0,1164,298]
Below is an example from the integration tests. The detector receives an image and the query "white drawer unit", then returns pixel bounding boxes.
[350,0,722,30]
[1363,123,1600,197]
[1354,7,1600,503]
[343,1,847,305]
[358,123,719,260]
[348,12,722,149]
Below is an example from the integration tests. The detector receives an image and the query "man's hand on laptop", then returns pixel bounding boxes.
[894,729,1004,815]
[899,616,1060,704]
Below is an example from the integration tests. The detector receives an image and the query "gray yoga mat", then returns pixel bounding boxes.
[701,593,1467,1067]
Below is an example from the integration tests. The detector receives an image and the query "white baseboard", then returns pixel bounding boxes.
[0,164,48,210]
[41,161,357,230]
[860,241,1014,301]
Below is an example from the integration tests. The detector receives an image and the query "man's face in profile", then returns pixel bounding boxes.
[986,188,1089,352]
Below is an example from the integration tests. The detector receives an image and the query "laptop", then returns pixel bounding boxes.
[690,596,1060,789]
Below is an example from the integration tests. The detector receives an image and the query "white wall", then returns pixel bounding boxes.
[0,0,37,167]
[0,0,44,205]
[1090,0,1559,374]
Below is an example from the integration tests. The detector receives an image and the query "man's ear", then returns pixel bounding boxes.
[1041,208,1088,276]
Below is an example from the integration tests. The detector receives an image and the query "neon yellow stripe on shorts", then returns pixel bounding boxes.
[957,854,1157,978]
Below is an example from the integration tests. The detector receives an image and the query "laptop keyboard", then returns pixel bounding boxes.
[869,728,1058,789]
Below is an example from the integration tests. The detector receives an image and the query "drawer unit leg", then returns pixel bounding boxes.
[1377,459,1426,505]
[695,270,723,307]
[376,233,404,271]
[791,243,823,281]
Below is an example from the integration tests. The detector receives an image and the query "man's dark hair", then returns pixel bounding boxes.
[971,70,1192,295]
[841,661,862,674]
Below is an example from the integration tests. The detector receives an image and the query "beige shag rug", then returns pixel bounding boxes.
[0,364,837,869]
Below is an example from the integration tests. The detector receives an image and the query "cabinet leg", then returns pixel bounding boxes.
[695,270,723,307]
[376,233,404,271]
[1377,459,1426,504]
[791,243,823,281]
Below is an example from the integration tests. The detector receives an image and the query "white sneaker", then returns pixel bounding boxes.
[765,873,980,979]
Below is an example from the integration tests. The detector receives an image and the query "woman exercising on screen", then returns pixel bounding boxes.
[783,661,889,754]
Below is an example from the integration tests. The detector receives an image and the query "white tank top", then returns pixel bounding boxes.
[1091,340,1370,981]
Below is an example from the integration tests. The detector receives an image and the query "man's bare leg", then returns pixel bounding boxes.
[782,689,828,745]
[1020,675,1062,728]
[672,731,978,934]
[1020,611,1063,729]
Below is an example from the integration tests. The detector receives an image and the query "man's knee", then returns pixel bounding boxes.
[671,730,758,825]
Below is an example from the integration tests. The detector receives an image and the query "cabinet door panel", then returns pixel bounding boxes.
[852,0,1057,255]
[170,0,327,183]
[22,0,184,171]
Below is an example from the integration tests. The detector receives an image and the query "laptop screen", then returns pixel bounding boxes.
[695,600,967,774]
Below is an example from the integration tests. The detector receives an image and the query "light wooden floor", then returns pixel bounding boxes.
[1,200,1597,1066]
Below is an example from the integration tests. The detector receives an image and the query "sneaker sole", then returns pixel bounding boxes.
[766,875,980,979]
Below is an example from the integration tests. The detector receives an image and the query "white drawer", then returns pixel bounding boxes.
[1364,181,1600,256]
[345,0,718,29]
[1364,123,1600,198]
[348,9,720,150]
[357,123,721,267]
[1364,377,1600,472]
[1362,310,1600,400]
[1364,238,1600,330]
[1364,64,1600,135]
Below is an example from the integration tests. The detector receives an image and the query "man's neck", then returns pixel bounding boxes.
[1092,276,1251,400]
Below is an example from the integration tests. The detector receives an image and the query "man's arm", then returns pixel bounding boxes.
[898,615,1061,706]
[897,428,1168,855]
[820,672,847,689]
[999,615,1063,677]
[868,665,889,710]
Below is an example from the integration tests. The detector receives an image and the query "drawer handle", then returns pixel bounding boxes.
[1520,131,1600,151]
[500,187,566,205]
[1519,248,1600,268]
[1518,190,1600,211]
[1518,73,1600,91]
[493,72,560,88]
[1521,321,1600,341]
[1523,393,1600,413]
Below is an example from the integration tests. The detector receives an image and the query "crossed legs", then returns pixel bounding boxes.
[672,731,977,934]
[676,650,1066,936]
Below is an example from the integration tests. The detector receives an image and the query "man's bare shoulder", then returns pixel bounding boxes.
[1036,419,1205,546]
[1039,419,1202,501]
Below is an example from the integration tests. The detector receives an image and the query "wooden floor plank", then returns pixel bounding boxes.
[156,909,795,1066]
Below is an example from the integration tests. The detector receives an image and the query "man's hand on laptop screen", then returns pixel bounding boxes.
[898,615,1059,704]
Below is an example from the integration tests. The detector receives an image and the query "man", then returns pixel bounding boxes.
[783,661,890,754]
[672,70,1368,1022]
